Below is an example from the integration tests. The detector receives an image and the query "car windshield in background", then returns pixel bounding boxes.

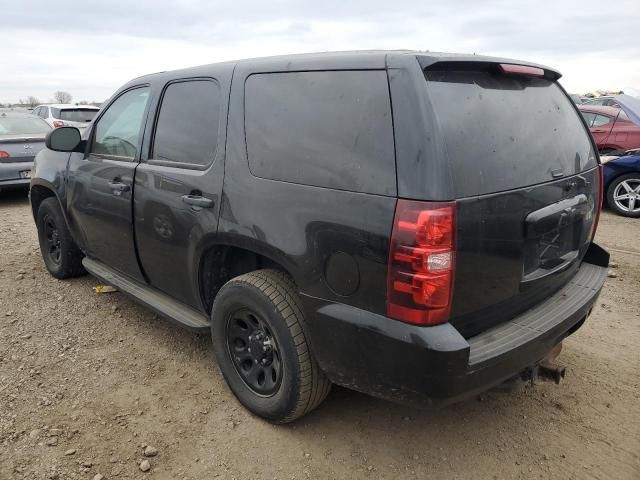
[424,66,597,198]
[0,116,51,135]
[53,108,98,122]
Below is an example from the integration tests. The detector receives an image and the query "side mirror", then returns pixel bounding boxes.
[45,126,82,152]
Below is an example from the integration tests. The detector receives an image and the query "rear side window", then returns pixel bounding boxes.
[152,79,221,167]
[424,66,597,197]
[244,71,395,195]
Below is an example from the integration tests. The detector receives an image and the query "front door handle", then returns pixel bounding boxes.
[108,181,130,193]
[181,194,213,208]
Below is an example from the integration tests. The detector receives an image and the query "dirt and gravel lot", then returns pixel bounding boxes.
[0,188,638,480]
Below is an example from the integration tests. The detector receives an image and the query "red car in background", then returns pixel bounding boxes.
[578,104,640,154]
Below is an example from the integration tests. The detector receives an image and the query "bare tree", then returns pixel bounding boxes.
[26,96,40,107]
[53,91,73,104]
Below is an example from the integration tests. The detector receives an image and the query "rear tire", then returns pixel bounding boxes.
[211,269,331,423]
[36,197,86,278]
[606,174,640,218]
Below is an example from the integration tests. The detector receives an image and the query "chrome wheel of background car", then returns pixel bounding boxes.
[613,178,640,213]
[226,308,282,397]
[43,214,62,265]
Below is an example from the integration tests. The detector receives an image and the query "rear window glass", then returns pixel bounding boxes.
[424,67,597,197]
[245,70,396,195]
[54,108,98,122]
[0,116,51,135]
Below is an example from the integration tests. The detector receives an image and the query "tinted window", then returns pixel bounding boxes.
[91,87,150,161]
[0,116,51,135]
[245,71,395,195]
[152,80,221,167]
[59,109,98,122]
[593,114,612,127]
[424,67,597,197]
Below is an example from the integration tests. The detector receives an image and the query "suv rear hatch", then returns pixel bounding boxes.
[420,61,600,338]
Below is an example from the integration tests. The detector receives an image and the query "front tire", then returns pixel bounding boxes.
[36,197,86,278]
[606,174,640,218]
[211,269,331,423]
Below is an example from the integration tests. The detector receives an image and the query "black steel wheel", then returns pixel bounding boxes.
[226,308,282,396]
[211,269,331,423]
[36,197,86,279]
[43,213,62,266]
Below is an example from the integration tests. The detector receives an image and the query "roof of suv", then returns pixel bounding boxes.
[129,50,559,84]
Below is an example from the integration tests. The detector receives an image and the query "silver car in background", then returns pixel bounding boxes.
[0,112,51,190]
[33,104,99,129]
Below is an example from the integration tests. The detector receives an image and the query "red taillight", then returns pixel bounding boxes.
[590,165,604,240]
[0,151,9,159]
[387,200,456,326]
[498,63,545,77]
[53,121,64,128]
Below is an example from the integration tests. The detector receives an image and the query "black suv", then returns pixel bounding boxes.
[30,51,609,423]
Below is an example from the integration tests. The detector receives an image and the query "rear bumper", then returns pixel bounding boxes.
[0,162,33,189]
[305,245,609,408]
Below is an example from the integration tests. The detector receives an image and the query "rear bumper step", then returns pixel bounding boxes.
[467,262,607,366]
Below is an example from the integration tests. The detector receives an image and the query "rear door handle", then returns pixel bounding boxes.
[108,181,130,192]
[181,194,213,208]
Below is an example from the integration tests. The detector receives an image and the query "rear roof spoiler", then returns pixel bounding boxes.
[416,55,561,81]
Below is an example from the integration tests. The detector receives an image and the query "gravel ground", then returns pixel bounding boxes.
[1,189,639,480]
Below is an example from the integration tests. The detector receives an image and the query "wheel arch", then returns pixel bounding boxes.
[30,181,62,221]
[197,242,298,315]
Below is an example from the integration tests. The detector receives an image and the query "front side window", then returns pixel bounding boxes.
[152,80,221,167]
[91,87,150,161]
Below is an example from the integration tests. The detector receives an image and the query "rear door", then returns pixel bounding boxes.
[133,74,229,308]
[66,86,151,280]
[410,62,600,337]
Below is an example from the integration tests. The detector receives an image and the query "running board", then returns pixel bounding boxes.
[82,257,210,332]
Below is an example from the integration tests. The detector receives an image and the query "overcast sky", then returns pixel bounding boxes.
[2,0,638,104]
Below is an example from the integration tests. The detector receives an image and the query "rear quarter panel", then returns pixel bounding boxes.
[220,62,397,316]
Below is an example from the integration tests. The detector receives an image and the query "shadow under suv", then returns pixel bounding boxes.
[30,51,609,423]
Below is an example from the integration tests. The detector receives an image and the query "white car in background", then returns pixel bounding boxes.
[33,104,100,129]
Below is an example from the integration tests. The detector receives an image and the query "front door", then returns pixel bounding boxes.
[133,77,228,308]
[67,86,151,280]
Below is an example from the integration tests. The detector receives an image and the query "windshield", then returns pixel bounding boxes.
[424,66,597,197]
[53,108,98,122]
[0,116,51,135]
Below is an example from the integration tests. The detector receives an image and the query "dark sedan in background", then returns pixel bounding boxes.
[602,151,640,217]
[0,112,51,191]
